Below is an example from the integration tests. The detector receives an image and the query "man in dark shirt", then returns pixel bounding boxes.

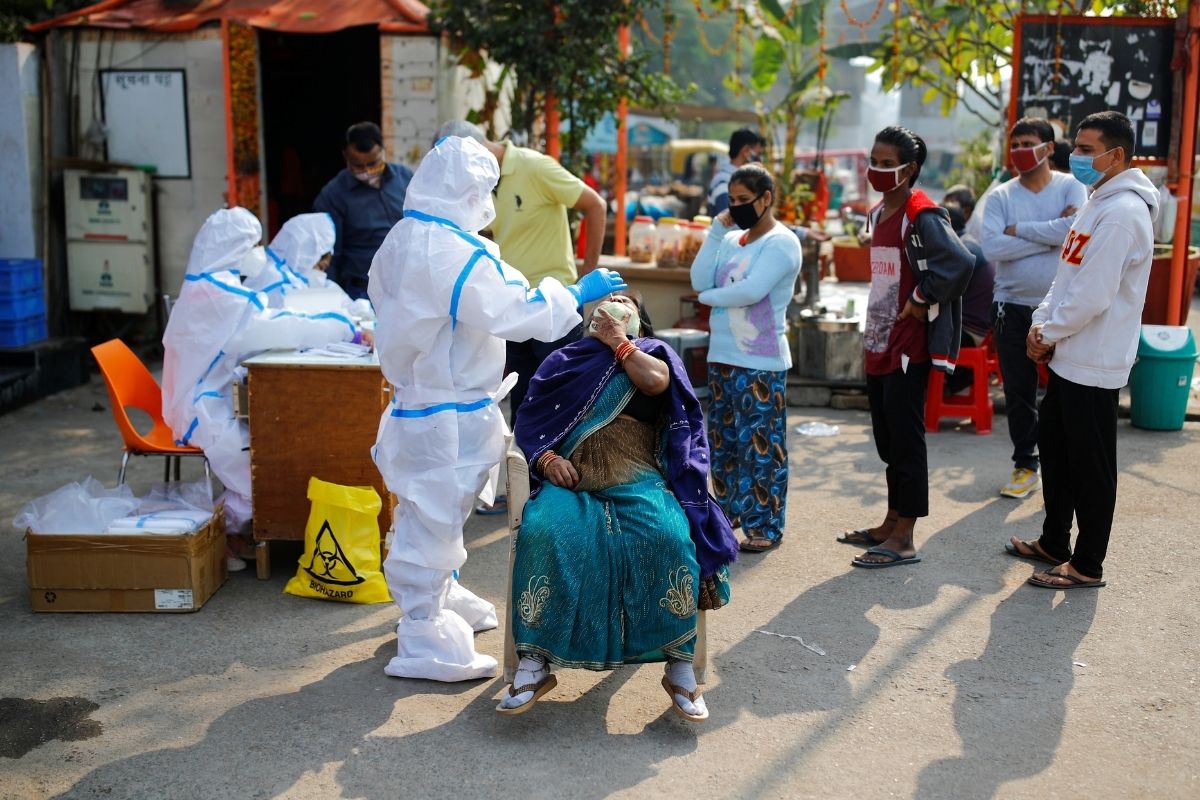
[313,122,413,299]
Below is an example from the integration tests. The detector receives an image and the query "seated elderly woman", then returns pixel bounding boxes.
[499,294,739,722]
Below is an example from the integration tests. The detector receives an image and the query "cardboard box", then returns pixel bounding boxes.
[26,511,227,613]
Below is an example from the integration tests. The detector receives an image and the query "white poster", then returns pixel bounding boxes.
[101,69,190,178]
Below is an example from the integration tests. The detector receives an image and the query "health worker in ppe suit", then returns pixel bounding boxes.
[163,207,363,538]
[370,136,626,682]
[254,213,375,328]
[243,213,355,311]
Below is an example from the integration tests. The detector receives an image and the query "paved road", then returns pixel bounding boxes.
[0,369,1197,799]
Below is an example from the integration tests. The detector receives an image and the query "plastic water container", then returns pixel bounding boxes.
[656,326,710,394]
[1129,325,1197,431]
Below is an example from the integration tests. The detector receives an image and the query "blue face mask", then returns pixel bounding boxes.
[1068,148,1116,186]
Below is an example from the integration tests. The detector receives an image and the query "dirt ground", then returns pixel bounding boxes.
[1,359,1197,800]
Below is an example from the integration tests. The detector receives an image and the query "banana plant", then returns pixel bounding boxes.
[730,0,858,223]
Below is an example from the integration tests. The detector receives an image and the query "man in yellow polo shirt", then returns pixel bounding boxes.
[436,121,607,422]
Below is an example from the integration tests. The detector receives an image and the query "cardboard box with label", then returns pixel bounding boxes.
[25,511,227,613]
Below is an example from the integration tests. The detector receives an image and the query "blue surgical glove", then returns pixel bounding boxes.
[568,268,628,305]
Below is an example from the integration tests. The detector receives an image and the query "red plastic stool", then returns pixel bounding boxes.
[925,344,994,435]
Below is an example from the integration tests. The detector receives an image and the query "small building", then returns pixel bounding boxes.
[26,0,486,324]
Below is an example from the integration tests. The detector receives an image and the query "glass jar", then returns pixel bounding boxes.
[679,222,705,269]
[655,216,685,269]
[628,215,656,263]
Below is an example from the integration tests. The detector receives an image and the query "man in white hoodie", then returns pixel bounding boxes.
[1009,111,1159,590]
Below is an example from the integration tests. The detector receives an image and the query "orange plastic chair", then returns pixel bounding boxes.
[91,338,211,486]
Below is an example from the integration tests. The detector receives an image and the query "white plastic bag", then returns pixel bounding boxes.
[13,478,138,534]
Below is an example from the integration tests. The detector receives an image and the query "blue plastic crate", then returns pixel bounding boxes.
[0,288,46,322]
[0,314,47,348]
[0,259,43,294]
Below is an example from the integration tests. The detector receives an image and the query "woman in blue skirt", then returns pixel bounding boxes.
[691,164,802,553]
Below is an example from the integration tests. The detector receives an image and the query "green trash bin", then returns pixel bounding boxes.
[1129,325,1197,431]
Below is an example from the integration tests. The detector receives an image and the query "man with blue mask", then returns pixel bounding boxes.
[313,122,413,301]
[163,208,362,568]
[1012,111,1159,591]
[369,136,625,682]
[980,116,1087,501]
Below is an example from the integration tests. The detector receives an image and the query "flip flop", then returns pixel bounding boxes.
[1004,539,1065,567]
[1027,571,1106,590]
[837,529,879,547]
[475,495,508,516]
[739,534,782,554]
[852,546,922,569]
[495,672,558,716]
[661,675,708,723]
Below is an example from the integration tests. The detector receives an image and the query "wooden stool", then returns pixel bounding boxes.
[925,344,995,435]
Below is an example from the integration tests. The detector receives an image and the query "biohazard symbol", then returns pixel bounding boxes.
[302,521,365,586]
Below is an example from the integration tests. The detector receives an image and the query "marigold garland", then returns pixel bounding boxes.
[840,0,888,29]
[228,22,260,218]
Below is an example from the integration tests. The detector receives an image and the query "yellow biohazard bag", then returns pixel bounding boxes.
[284,477,391,604]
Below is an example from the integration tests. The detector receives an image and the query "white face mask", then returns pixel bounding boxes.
[235,246,268,280]
[589,300,640,337]
[468,190,497,231]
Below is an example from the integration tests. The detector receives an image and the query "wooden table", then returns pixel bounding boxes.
[244,350,391,579]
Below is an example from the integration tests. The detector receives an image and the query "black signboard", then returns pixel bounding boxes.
[1012,15,1176,161]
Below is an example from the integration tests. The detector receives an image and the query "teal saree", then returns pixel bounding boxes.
[511,372,731,669]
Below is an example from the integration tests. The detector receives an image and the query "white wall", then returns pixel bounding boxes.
[381,35,442,167]
[381,34,513,167]
[434,40,512,141]
[0,43,42,260]
[70,29,227,297]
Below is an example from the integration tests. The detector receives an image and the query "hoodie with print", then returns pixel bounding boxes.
[1032,168,1160,389]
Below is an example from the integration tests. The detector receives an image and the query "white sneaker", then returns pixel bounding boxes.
[226,554,247,572]
[1000,468,1041,499]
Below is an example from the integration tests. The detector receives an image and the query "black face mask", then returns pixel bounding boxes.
[729,193,765,230]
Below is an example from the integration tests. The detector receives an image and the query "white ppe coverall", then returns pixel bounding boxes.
[369,136,582,682]
[163,207,357,531]
[249,212,368,319]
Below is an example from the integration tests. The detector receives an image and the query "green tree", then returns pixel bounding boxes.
[1,0,94,42]
[428,0,684,172]
[859,0,1183,128]
[942,128,1000,199]
[636,0,752,114]
[726,0,873,220]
